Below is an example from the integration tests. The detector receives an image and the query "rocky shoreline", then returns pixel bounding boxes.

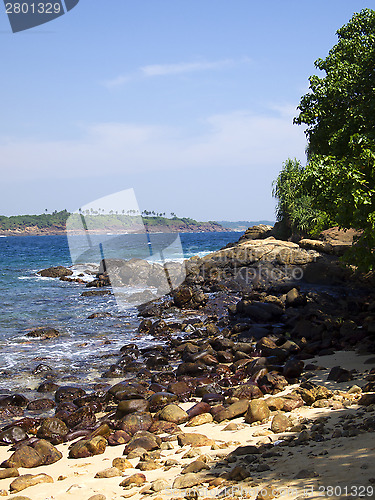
[0,228,374,499]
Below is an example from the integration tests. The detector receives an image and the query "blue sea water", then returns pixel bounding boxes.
[0,232,239,392]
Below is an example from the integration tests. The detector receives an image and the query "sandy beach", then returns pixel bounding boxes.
[0,349,374,500]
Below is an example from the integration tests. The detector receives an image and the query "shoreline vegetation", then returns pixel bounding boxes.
[0,211,237,236]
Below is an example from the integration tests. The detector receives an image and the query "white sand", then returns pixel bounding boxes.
[0,349,374,500]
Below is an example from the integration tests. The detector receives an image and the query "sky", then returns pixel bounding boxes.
[0,1,372,220]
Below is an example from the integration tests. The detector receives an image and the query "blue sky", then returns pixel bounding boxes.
[0,1,371,220]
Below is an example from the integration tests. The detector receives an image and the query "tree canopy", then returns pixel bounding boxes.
[274,9,375,270]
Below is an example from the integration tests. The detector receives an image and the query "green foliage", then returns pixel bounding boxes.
[273,8,375,270]
[272,158,324,235]
[294,8,375,158]
[0,210,70,230]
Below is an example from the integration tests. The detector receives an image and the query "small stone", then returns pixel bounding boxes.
[112,457,133,471]
[151,479,170,492]
[271,413,290,433]
[256,486,276,500]
[172,473,205,489]
[348,385,362,394]
[10,473,53,492]
[158,404,189,424]
[181,459,210,474]
[0,467,19,479]
[227,465,251,480]
[95,467,122,478]
[182,448,202,459]
[177,433,214,447]
[185,413,213,426]
[88,495,107,500]
[245,399,270,424]
[119,473,146,488]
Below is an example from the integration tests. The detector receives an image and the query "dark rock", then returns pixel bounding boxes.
[116,399,149,418]
[26,328,59,339]
[107,430,131,446]
[27,399,56,411]
[38,266,73,278]
[55,386,86,403]
[37,418,68,439]
[120,412,153,435]
[186,402,211,418]
[123,432,160,454]
[148,392,178,412]
[327,366,353,383]
[283,358,304,379]
[0,426,27,444]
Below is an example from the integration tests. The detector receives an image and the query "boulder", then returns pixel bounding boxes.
[158,404,189,424]
[95,467,122,478]
[120,412,153,435]
[185,413,213,427]
[37,417,68,439]
[10,473,53,493]
[177,433,214,447]
[214,400,250,423]
[26,327,59,339]
[2,440,62,468]
[38,266,73,278]
[119,473,146,488]
[68,436,107,459]
[270,413,291,433]
[244,399,270,424]
[173,472,206,489]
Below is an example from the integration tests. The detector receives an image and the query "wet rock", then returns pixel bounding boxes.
[116,399,149,418]
[68,436,107,458]
[119,473,146,488]
[37,417,68,439]
[158,404,189,424]
[244,399,270,424]
[215,400,250,423]
[149,420,180,434]
[232,384,263,400]
[237,301,283,321]
[270,413,291,433]
[0,426,27,444]
[27,399,56,411]
[120,412,153,435]
[55,386,86,403]
[37,381,60,393]
[167,381,192,400]
[10,473,53,493]
[148,392,178,412]
[185,413,213,427]
[38,266,73,278]
[95,467,122,478]
[87,312,112,319]
[26,327,59,339]
[177,433,214,447]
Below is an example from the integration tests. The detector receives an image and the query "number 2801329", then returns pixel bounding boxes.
[5,3,62,14]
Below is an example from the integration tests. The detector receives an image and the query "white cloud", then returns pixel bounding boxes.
[0,107,307,182]
[104,57,251,88]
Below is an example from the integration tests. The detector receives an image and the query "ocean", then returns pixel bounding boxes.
[0,232,239,394]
